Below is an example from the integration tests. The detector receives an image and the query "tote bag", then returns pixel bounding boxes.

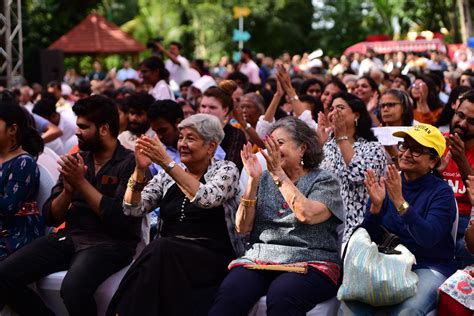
[337,227,418,306]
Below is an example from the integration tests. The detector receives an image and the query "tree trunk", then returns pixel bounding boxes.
[458,0,473,44]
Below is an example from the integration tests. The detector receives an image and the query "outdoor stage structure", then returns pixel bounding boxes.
[0,0,23,88]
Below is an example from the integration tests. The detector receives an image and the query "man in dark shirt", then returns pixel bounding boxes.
[0,95,141,316]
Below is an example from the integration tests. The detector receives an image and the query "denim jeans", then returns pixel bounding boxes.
[340,268,447,316]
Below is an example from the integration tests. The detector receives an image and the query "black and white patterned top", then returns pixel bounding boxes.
[123,159,245,256]
[320,136,387,242]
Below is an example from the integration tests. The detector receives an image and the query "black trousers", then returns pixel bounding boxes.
[0,234,134,316]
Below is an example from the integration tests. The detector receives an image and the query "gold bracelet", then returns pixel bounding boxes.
[127,177,148,192]
[240,197,257,207]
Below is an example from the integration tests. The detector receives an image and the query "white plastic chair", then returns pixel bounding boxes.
[35,216,149,316]
[38,148,60,181]
[248,296,340,316]
[36,164,57,214]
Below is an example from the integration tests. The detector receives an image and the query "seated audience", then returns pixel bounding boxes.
[210,117,343,315]
[107,114,242,316]
[341,123,457,315]
[0,95,141,316]
[0,100,44,261]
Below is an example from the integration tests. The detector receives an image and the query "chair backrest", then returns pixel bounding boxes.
[451,201,459,247]
[63,136,78,154]
[37,163,57,215]
[38,149,60,181]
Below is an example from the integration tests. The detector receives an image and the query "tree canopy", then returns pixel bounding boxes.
[21,0,472,81]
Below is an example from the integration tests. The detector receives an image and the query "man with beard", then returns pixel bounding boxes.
[441,89,474,268]
[0,95,142,316]
[118,92,156,151]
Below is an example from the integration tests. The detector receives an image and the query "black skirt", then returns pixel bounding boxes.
[107,182,235,316]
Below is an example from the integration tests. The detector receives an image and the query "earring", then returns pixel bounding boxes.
[355,118,358,127]
[300,158,304,166]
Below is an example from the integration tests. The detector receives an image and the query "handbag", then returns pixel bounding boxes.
[337,224,418,306]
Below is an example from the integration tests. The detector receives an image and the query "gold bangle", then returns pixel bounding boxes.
[127,177,148,192]
[240,197,257,207]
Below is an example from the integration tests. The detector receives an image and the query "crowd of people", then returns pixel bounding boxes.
[0,39,473,316]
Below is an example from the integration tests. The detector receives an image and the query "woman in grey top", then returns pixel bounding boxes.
[210,117,344,316]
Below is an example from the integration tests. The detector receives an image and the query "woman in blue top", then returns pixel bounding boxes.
[341,123,457,315]
[0,99,44,261]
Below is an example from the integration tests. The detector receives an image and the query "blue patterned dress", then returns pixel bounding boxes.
[0,153,42,260]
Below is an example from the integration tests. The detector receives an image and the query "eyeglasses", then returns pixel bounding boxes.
[379,102,401,109]
[411,82,424,88]
[454,110,474,126]
[398,142,433,158]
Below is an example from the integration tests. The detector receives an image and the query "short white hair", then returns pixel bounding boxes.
[178,113,224,144]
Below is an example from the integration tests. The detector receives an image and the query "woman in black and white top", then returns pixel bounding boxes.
[107,114,243,316]
[318,92,387,243]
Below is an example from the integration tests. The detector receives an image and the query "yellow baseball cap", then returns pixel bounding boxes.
[392,123,446,157]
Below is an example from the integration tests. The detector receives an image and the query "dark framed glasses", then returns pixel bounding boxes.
[397,142,433,157]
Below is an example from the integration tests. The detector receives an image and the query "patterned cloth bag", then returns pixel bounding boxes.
[439,265,474,310]
[337,226,418,306]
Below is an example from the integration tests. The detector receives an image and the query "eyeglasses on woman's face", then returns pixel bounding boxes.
[379,102,401,110]
[397,141,433,158]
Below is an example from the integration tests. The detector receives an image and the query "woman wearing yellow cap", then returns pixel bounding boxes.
[341,123,457,315]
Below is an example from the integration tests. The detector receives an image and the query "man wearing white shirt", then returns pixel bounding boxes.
[239,48,261,85]
[32,94,77,155]
[155,41,192,86]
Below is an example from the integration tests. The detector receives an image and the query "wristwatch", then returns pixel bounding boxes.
[289,95,299,102]
[273,174,287,187]
[397,201,409,214]
[165,161,176,173]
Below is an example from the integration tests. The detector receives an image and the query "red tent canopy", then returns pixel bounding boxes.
[48,13,145,54]
[343,39,446,56]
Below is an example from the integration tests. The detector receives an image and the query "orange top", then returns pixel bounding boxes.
[413,107,443,125]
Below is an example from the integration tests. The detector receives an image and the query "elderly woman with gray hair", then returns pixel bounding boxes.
[107,113,243,316]
[210,116,344,315]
